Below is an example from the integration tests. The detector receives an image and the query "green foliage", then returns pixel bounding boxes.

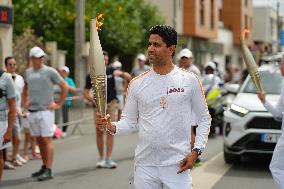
[13,0,164,66]
[86,0,164,58]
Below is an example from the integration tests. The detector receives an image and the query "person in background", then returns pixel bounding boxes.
[177,48,201,77]
[84,51,128,169]
[177,48,201,163]
[59,66,77,137]
[112,61,131,120]
[22,46,68,181]
[4,57,27,167]
[131,54,151,77]
[0,63,16,182]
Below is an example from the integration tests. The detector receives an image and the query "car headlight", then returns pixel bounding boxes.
[229,104,249,117]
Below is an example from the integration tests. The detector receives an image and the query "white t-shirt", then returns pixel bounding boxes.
[115,66,211,166]
[14,74,25,108]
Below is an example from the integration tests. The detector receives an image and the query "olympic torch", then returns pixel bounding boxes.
[240,30,264,92]
[89,18,106,119]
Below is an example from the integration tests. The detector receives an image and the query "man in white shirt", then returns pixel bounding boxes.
[177,48,201,77]
[96,25,211,189]
[257,55,284,189]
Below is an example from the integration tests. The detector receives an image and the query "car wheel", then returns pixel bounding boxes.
[224,150,240,164]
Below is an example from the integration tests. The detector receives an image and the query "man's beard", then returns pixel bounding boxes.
[151,56,166,67]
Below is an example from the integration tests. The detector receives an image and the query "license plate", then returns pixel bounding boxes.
[260,133,280,143]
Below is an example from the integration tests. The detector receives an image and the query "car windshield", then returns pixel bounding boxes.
[242,70,284,94]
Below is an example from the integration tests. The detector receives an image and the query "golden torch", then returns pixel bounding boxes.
[89,17,106,119]
[240,29,264,92]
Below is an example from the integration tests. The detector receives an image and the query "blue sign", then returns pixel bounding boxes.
[280,31,284,46]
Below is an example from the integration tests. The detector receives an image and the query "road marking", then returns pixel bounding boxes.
[191,152,232,189]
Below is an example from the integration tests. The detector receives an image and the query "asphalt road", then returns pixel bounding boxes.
[1,107,275,189]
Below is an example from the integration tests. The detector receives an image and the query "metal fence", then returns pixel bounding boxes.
[54,88,93,135]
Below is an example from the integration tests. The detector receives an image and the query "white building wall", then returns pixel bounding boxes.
[0,0,13,68]
[145,0,183,34]
[253,7,277,46]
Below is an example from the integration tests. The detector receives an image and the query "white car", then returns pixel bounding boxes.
[223,64,283,164]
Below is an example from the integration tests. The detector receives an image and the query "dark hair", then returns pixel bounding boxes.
[4,56,14,66]
[103,50,108,56]
[149,25,177,47]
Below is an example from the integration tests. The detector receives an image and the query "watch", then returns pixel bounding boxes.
[192,148,202,156]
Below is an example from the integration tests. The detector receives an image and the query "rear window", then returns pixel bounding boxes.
[242,71,284,94]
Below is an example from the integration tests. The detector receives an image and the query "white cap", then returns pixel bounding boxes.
[60,66,70,73]
[137,54,146,62]
[29,46,46,58]
[112,61,122,68]
[204,61,216,70]
[178,48,193,60]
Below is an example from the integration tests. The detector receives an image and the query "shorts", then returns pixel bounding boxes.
[0,120,8,150]
[117,95,124,110]
[107,99,118,122]
[12,117,21,139]
[29,110,55,137]
[134,164,192,189]
[20,116,30,129]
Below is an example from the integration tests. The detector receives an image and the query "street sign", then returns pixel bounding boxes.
[280,31,284,47]
[0,6,13,25]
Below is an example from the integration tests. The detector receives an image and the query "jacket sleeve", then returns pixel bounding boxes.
[263,88,284,119]
[191,76,211,150]
[115,82,139,135]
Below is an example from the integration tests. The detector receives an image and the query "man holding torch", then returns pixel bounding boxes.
[94,25,211,188]
[257,55,284,189]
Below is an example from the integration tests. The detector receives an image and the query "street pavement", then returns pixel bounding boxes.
[1,107,275,189]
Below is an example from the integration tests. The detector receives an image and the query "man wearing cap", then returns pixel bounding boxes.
[177,48,201,77]
[22,46,68,181]
[59,66,77,137]
[131,54,151,77]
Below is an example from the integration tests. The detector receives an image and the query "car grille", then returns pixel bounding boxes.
[246,117,281,130]
[230,133,276,152]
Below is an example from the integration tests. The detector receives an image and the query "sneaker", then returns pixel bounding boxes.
[16,154,27,164]
[31,165,46,177]
[35,146,40,154]
[62,132,67,138]
[12,159,22,167]
[96,159,106,168]
[104,159,117,169]
[4,161,15,170]
[31,153,41,160]
[23,155,29,161]
[37,168,54,181]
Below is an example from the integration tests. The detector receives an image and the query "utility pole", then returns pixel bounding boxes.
[277,1,280,52]
[75,0,85,88]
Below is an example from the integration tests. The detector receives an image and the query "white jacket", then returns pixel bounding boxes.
[115,66,211,166]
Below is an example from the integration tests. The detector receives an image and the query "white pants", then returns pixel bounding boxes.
[134,164,192,189]
[270,133,284,189]
[29,110,55,137]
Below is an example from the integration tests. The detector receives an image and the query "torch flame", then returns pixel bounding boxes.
[96,13,104,30]
[241,28,250,40]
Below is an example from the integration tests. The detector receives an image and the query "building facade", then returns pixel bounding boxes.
[146,0,253,76]
[253,7,278,55]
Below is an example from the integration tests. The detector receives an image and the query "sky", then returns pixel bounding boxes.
[253,0,284,15]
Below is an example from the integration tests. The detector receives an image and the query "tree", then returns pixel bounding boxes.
[86,0,164,70]
[13,0,164,72]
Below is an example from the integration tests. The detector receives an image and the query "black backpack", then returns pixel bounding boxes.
[0,70,6,98]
